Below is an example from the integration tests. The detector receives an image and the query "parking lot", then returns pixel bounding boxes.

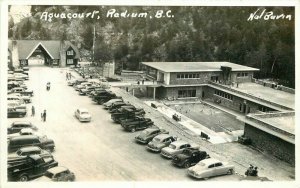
[7,65,242,181]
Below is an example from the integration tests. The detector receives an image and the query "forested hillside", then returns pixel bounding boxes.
[8,6,295,87]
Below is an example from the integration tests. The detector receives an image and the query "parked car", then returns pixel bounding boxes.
[172,148,208,168]
[135,127,169,144]
[8,135,55,153]
[147,134,178,152]
[8,94,31,103]
[74,108,91,122]
[8,155,58,181]
[187,158,234,179]
[8,121,37,134]
[34,166,76,182]
[67,80,76,86]
[108,101,128,112]
[8,128,46,141]
[7,107,27,118]
[111,107,145,123]
[8,146,52,161]
[103,98,123,108]
[161,140,199,159]
[121,117,154,132]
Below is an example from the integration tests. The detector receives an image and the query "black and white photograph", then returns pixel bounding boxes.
[0,0,298,187]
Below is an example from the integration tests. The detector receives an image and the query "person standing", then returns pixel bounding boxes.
[66,72,69,80]
[43,110,47,122]
[31,106,35,116]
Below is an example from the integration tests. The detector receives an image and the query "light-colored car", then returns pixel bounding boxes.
[147,134,177,152]
[8,146,52,161]
[187,158,234,179]
[160,140,199,159]
[7,128,47,140]
[75,108,91,122]
[34,166,75,182]
[14,73,29,80]
[135,127,169,144]
[8,93,31,103]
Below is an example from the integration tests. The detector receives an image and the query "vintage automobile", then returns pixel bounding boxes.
[8,135,55,153]
[9,87,34,96]
[8,146,52,161]
[34,166,76,182]
[147,134,178,152]
[67,80,77,86]
[103,98,123,108]
[8,155,58,181]
[161,140,199,159]
[8,121,38,134]
[121,117,154,132]
[187,158,234,179]
[8,93,32,103]
[111,107,145,123]
[7,107,27,118]
[75,82,92,91]
[135,127,169,144]
[8,128,47,141]
[172,148,208,168]
[74,108,92,122]
[108,101,128,112]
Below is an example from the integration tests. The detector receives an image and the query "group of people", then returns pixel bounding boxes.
[137,79,145,85]
[66,72,72,80]
[31,106,47,122]
[245,164,258,176]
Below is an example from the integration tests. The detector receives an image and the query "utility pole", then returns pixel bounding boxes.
[92,25,96,64]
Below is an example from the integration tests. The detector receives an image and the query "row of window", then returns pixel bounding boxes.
[177,73,200,79]
[178,89,196,98]
[67,50,74,55]
[237,72,248,77]
[214,90,233,100]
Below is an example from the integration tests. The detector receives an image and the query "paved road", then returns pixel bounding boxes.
[7,65,240,181]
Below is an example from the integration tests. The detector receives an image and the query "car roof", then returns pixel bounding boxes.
[19,146,41,152]
[10,135,39,141]
[171,140,189,146]
[20,128,33,134]
[144,127,159,132]
[201,158,222,165]
[78,108,89,112]
[12,121,32,125]
[47,166,68,174]
[154,134,171,140]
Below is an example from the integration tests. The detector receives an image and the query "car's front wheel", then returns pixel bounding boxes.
[184,161,190,168]
[19,174,29,182]
[227,169,233,175]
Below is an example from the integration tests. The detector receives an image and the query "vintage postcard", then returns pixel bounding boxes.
[0,0,298,188]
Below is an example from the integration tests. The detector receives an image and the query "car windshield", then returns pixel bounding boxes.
[153,137,162,142]
[81,112,89,115]
[44,171,54,179]
[183,150,192,156]
[169,144,176,149]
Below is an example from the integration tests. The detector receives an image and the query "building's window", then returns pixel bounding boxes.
[67,50,74,55]
[237,72,249,77]
[178,89,196,98]
[67,59,73,65]
[176,73,200,79]
[214,90,233,101]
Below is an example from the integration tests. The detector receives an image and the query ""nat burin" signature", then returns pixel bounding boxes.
[247,8,292,21]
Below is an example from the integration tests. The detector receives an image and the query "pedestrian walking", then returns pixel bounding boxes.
[46,82,51,91]
[31,106,35,116]
[66,72,69,80]
[43,110,47,122]
[68,73,72,80]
